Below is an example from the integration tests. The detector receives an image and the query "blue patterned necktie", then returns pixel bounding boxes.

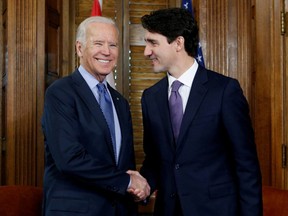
[169,80,183,141]
[97,83,117,161]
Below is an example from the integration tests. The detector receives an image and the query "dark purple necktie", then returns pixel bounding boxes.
[169,80,183,141]
[97,83,117,161]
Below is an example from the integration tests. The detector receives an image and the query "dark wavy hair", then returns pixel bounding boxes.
[141,8,199,58]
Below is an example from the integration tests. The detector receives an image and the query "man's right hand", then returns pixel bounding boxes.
[126,170,150,202]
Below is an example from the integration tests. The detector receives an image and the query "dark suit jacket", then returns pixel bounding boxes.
[42,70,137,216]
[140,66,263,216]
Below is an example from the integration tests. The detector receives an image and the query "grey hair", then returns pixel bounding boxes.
[76,16,119,47]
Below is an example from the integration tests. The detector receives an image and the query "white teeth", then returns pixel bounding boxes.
[98,59,109,63]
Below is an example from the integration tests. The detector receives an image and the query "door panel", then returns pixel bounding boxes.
[46,0,61,87]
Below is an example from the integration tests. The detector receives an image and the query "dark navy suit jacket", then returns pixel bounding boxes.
[140,66,263,216]
[42,70,137,216]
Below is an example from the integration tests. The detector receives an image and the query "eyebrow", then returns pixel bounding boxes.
[92,40,117,45]
[93,40,104,43]
[145,38,158,44]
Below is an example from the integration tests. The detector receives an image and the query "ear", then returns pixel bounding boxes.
[76,41,83,57]
[175,36,185,52]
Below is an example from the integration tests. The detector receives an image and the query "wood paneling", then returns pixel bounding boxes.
[253,0,284,187]
[0,0,6,185]
[198,0,252,100]
[46,0,61,87]
[5,0,45,185]
[36,0,46,187]
[284,0,288,189]
[127,0,170,170]
[196,0,283,187]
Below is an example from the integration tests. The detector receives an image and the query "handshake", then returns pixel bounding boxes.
[126,170,151,202]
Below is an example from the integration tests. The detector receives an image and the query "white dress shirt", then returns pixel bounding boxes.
[168,60,199,112]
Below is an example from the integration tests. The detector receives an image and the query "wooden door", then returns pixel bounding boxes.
[0,0,73,186]
[46,0,74,88]
[1,0,46,185]
[0,0,7,185]
[46,0,62,88]
[252,0,285,188]
[284,0,288,189]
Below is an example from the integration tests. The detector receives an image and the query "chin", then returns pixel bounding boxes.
[100,69,113,75]
[153,67,164,73]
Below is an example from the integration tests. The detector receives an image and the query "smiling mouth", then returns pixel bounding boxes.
[97,59,110,63]
[151,58,158,64]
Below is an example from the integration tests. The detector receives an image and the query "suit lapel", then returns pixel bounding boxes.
[108,85,126,165]
[177,67,208,148]
[71,70,116,161]
[154,78,175,150]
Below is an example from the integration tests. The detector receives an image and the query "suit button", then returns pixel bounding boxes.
[170,193,176,198]
[175,164,180,170]
[112,186,117,191]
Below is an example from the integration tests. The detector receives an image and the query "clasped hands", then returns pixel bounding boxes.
[126,170,150,202]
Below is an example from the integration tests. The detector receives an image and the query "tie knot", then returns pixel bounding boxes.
[171,80,183,92]
[97,83,106,92]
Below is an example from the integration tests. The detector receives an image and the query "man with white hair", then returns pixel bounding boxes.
[42,16,150,216]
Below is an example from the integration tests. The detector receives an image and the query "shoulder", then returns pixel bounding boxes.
[44,70,79,98]
[199,66,240,89]
[205,68,233,83]
[143,76,168,96]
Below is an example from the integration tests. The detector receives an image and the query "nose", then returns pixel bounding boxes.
[144,45,152,57]
[101,44,110,55]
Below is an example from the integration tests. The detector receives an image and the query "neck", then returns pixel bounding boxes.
[169,57,195,79]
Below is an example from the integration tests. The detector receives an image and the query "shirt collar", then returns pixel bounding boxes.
[168,59,198,89]
[78,65,108,89]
